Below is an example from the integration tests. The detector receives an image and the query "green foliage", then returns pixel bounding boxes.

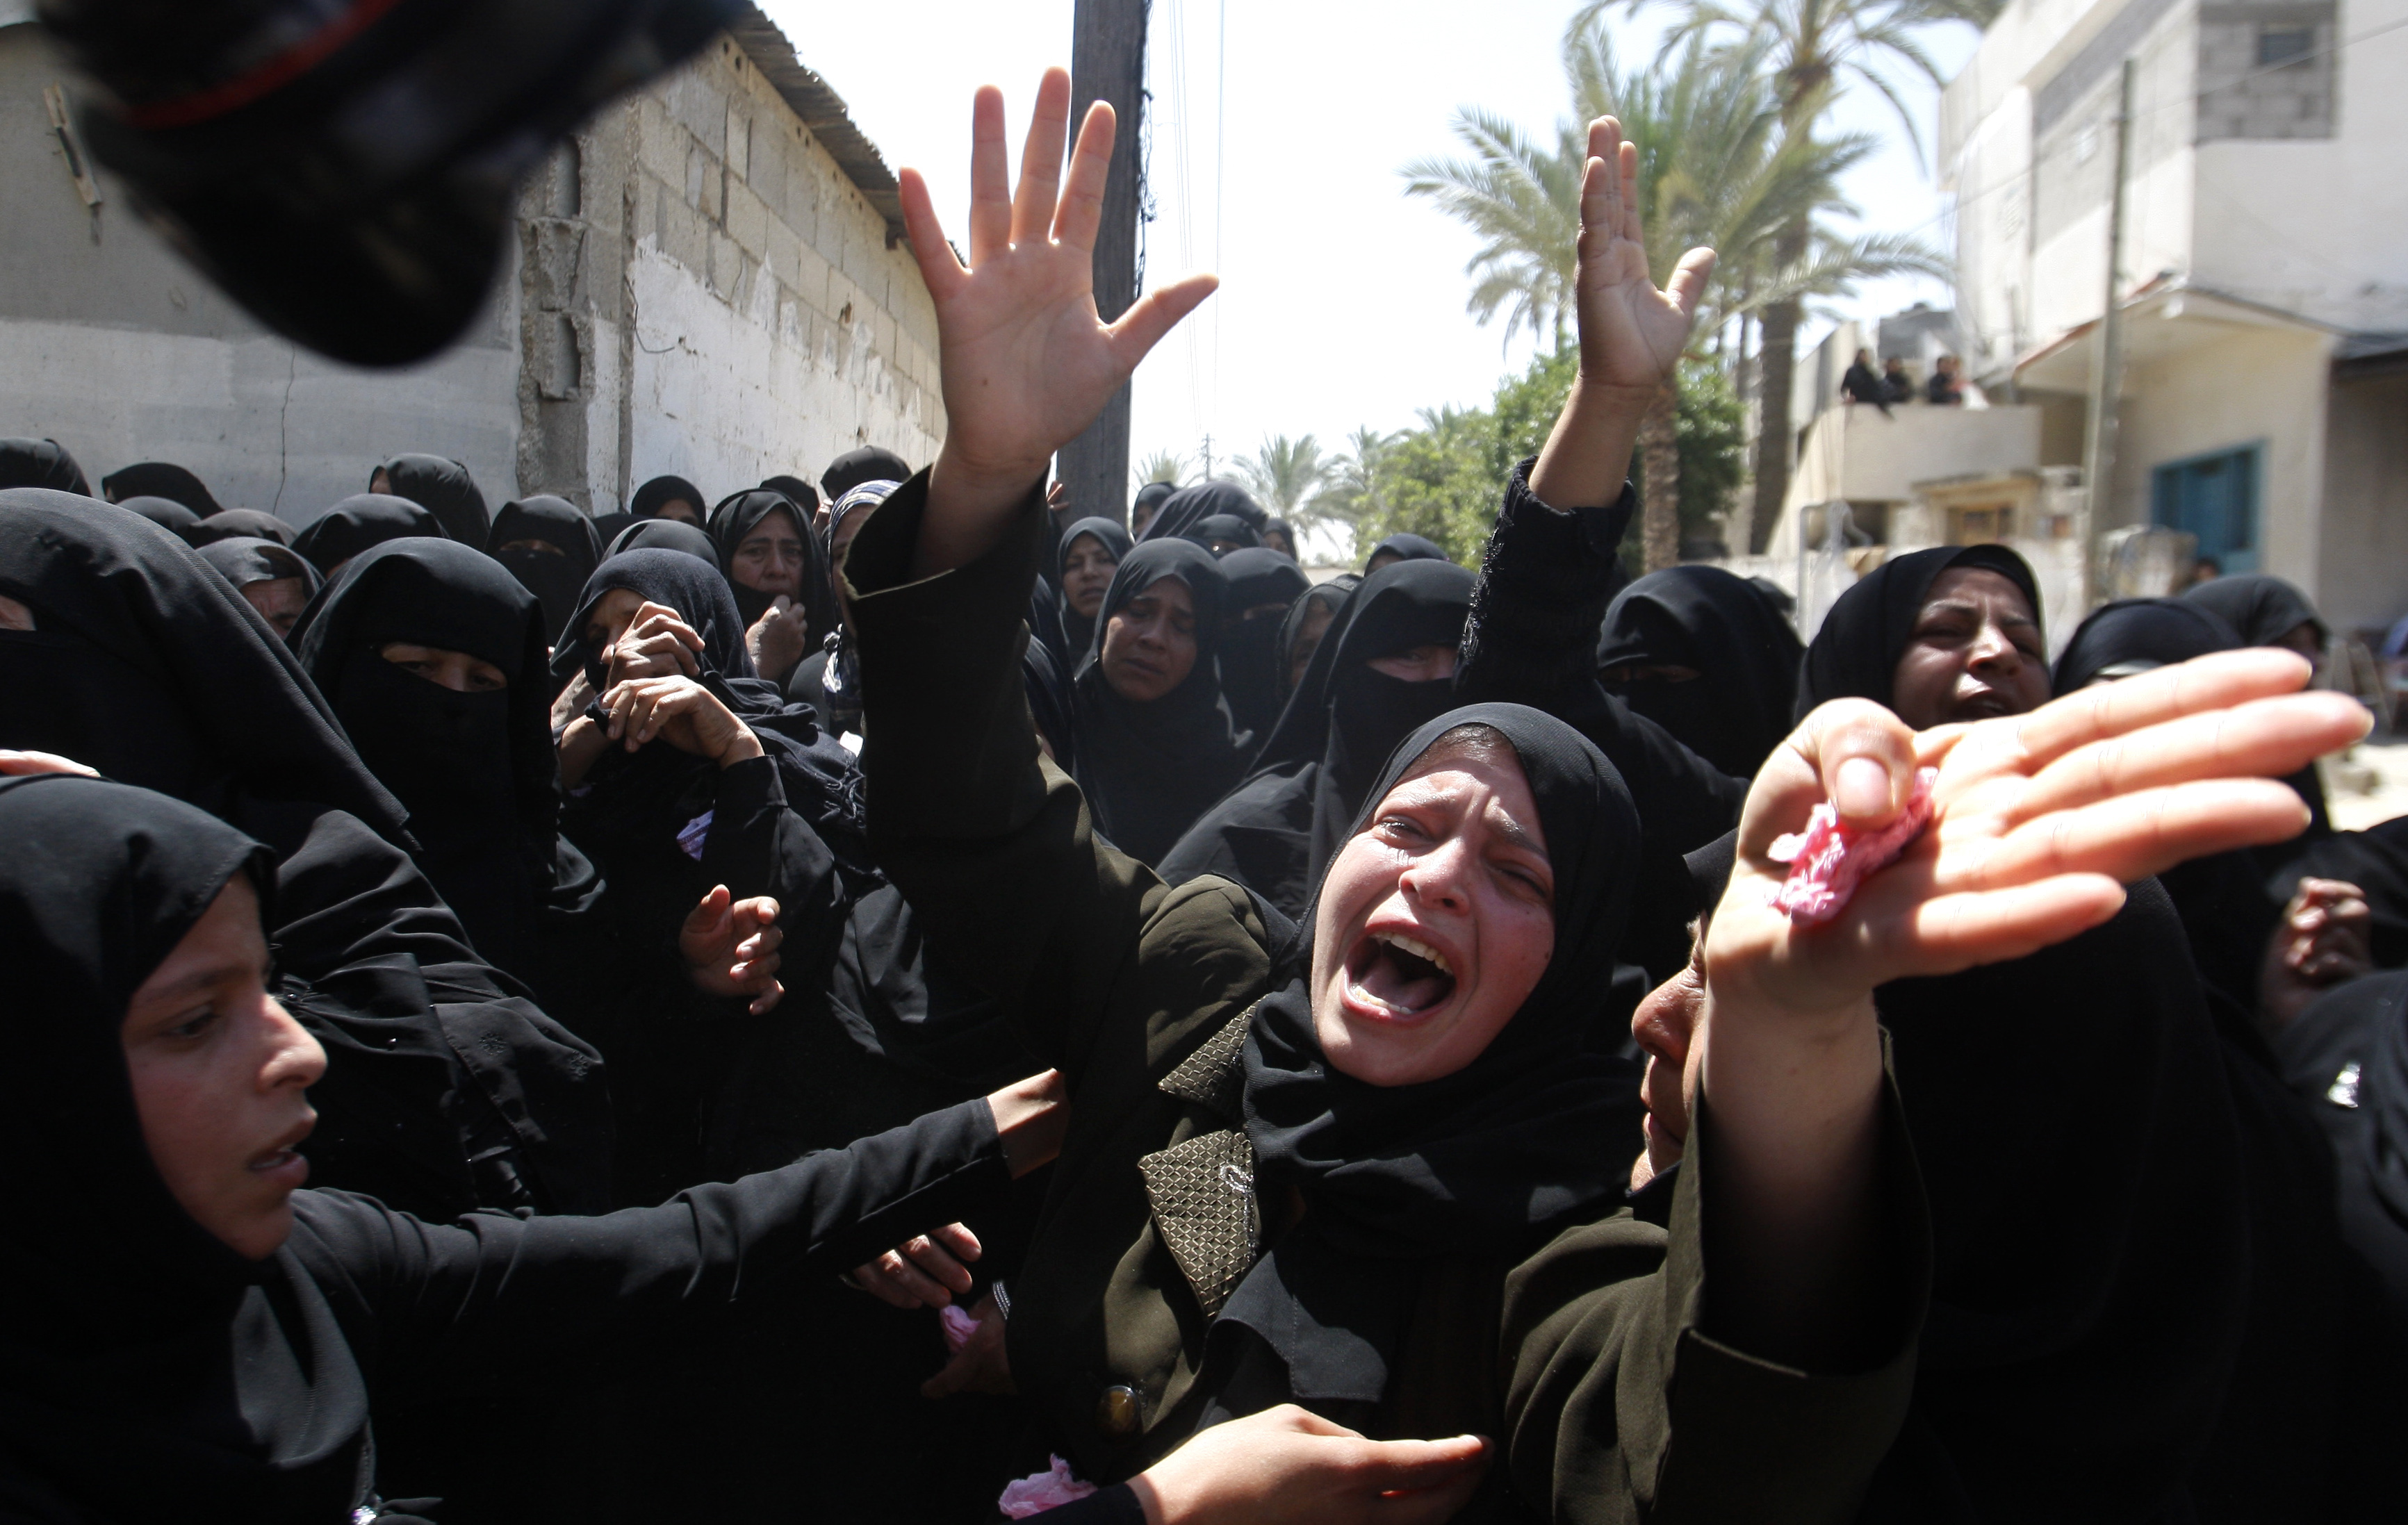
[1340,346,1748,566]
[1135,449,1186,488]
[1236,434,1335,521]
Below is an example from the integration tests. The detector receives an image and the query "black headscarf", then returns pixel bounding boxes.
[0,772,381,1521]
[821,446,912,504]
[293,539,591,991]
[1131,480,1175,536]
[1596,564,1804,777]
[1798,543,2042,716]
[1229,704,1642,1398]
[103,461,224,518]
[0,488,405,838]
[2054,597,2241,693]
[2186,574,2326,650]
[760,474,822,514]
[604,514,721,570]
[796,481,903,735]
[1262,518,1299,559]
[1275,580,1353,707]
[707,488,835,640]
[1215,548,1312,740]
[1054,516,1134,661]
[0,437,90,495]
[487,495,602,643]
[375,454,489,547]
[1144,479,1268,545]
[557,547,757,694]
[1023,638,1077,774]
[293,494,448,577]
[630,474,708,523]
[1070,538,1243,866]
[114,495,202,536]
[196,535,322,600]
[189,508,296,547]
[1190,513,1261,553]
[1363,532,1450,571]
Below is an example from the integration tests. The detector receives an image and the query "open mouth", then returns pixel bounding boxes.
[1344,929,1459,1019]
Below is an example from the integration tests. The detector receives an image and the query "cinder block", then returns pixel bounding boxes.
[726,181,769,261]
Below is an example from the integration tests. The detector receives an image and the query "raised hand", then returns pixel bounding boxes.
[679,884,785,1014]
[1571,116,1715,394]
[897,68,1218,572]
[599,674,763,767]
[606,601,703,685]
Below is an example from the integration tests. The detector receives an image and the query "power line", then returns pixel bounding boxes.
[1211,0,1227,461]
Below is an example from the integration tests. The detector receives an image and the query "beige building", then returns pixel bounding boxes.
[0,3,941,524]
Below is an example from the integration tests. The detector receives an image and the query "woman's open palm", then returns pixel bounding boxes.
[1573,117,1715,393]
[1712,650,2370,1015]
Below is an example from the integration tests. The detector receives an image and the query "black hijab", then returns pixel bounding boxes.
[293,539,589,989]
[0,772,380,1522]
[1799,543,2042,715]
[557,547,757,693]
[0,488,405,839]
[707,488,835,640]
[1071,538,1243,866]
[375,454,489,547]
[0,437,90,495]
[630,474,708,523]
[103,461,224,518]
[1023,637,1077,774]
[1054,516,1134,660]
[821,446,912,503]
[2186,574,2326,650]
[1262,518,1299,559]
[1214,549,1311,739]
[293,494,448,577]
[487,494,603,642]
[190,507,296,547]
[1229,704,1642,1398]
[1596,564,1803,777]
[761,474,822,513]
[196,535,322,599]
[604,514,722,569]
[1275,579,1353,707]
[1131,479,1176,536]
[1363,532,1449,571]
[1191,513,1261,553]
[2054,597,2241,692]
[1144,479,1268,545]
[115,494,202,536]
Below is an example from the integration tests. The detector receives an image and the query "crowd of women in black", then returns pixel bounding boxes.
[1,74,2402,1525]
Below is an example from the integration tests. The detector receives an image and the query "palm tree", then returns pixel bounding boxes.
[1134,448,1186,488]
[1579,0,2002,549]
[1235,434,1333,522]
[1310,426,1395,536]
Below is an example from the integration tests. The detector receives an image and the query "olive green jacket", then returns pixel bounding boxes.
[849,475,1929,1522]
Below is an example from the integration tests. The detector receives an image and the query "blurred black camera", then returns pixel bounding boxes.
[40,0,738,366]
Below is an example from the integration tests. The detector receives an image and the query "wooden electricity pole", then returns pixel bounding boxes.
[1059,0,1149,526]
[2077,58,2136,612]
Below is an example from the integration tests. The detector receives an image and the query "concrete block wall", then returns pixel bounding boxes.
[2195,3,2336,141]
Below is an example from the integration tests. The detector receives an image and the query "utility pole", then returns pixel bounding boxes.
[1058,0,1149,525]
[2077,58,2136,613]
[1200,432,1213,480]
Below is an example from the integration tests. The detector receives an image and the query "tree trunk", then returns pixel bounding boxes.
[1641,385,1682,574]
[1055,0,1147,525]
[1747,217,1808,554]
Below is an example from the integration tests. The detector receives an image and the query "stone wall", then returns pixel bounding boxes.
[2195,1,2336,141]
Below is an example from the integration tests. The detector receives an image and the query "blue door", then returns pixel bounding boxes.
[2152,445,2261,573]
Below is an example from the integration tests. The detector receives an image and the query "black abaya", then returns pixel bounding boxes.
[602,513,721,569]
[1213,547,1311,739]
[486,493,602,643]
[103,460,224,518]
[629,473,707,522]
[195,534,320,600]
[375,452,491,547]
[2186,572,2327,650]
[1070,538,1246,866]
[1596,563,1803,777]
[0,436,89,495]
[189,507,297,546]
[2053,596,2240,692]
[293,494,448,576]
[821,445,911,502]
[1363,531,1450,570]
[112,494,202,536]
[1141,479,1268,545]
[1158,559,1473,915]
[0,489,610,1221]
[0,770,1011,1525]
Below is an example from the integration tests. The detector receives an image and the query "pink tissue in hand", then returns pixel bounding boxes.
[938,1303,979,1355]
[1768,767,1940,925]
[997,1456,1097,1518]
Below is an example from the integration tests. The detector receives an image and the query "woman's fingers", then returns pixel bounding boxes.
[1949,777,2309,894]
[2013,690,2366,822]
[897,167,968,298]
[898,1232,977,1295]
[1742,700,1919,866]
[1051,99,1116,254]
[965,84,1013,266]
[2010,648,2319,771]
[1104,272,1220,373]
[1012,67,1072,249]
[1847,870,2129,984]
[1665,247,1718,320]
[931,1221,983,1264]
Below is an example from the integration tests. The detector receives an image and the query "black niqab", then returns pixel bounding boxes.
[1799,543,2042,716]
[1364,532,1450,571]
[1070,538,1244,866]
[293,494,448,577]
[631,474,708,523]
[2053,597,2241,693]
[1144,479,1268,545]
[1190,513,1261,552]
[375,453,489,547]
[115,494,202,536]
[1215,548,1311,739]
[196,535,321,599]
[0,437,90,495]
[1596,564,1803,777]
[2186,574,2326,649]
[190,508,296,547]
[604,513,723,570]
[488,494,603,642]
[103,461,224,518]
[1231,704,1642,1399]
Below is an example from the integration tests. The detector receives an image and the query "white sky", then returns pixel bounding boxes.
[761,0,1981,493]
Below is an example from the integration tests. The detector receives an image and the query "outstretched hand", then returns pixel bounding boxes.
[1571,117,1714,395]
[899,67,1218,573]
[680,884,785,1014]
